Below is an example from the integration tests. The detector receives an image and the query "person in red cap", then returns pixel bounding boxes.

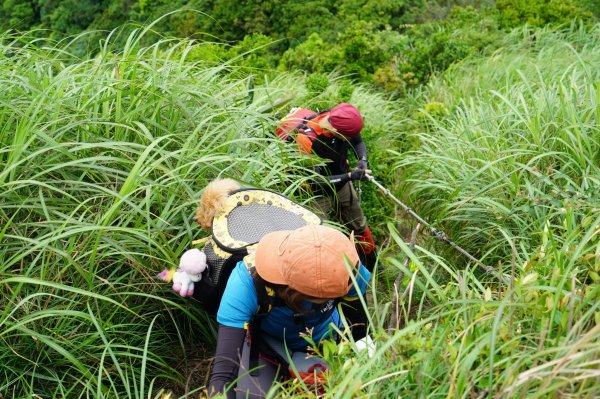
[276,103,377,271]
[208,224,371,398]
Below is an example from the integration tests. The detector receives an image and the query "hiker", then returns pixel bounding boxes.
[276,103,378,271]
[208,224,371,398]
[188,177,322,314]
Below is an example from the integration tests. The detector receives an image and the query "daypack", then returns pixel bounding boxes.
[275,107,321,141]
[192,188,322,315]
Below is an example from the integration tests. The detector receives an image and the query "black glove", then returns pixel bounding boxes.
[350,168,370,181]
[356,159,368,171]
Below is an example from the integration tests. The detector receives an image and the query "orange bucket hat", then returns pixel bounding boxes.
[254,225,360,298]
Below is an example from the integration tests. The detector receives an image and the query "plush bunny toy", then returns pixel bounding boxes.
[158,248,208,297]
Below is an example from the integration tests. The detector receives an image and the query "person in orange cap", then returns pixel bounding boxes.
[208,224,371,398]
[276,103,378,271]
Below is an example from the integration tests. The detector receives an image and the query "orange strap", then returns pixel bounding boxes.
[289,364,328,394]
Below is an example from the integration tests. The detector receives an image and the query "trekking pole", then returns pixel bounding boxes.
[367,176,508,283]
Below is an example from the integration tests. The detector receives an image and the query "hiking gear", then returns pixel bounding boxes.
[275,106,367,188]
[350,168,370,181]
[216,260,340,375]
[311,182,368,234]
[211,262,371,393]
[367,176,508,282]
[192,188,322,314]
[257,96,293,114]
[196,188,321,381]
[357,159,368,171]
[355,226,377,272]
[356,227,376,254]
[254,225,360,298]
[275,107,318,141]
[310,134,366,186]
[328,103,363,136]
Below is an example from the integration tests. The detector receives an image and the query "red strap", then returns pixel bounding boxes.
[289,364,327,395]
[356,226,376,254]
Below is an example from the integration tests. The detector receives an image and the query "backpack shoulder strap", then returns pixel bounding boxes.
[243,252,276,376]
[276,107,318,141]
[243,252,275,316]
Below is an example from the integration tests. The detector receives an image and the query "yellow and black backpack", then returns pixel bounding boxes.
[192,188,322,314]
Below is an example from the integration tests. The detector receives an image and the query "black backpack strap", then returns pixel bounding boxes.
[246,262,275,376]
[297,108,329,132]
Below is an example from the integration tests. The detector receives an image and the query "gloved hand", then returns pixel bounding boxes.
[356,159,368,171]
[350,167,371,181]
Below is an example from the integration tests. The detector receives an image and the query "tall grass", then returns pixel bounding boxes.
[0,22,407,397]
[2,19,598,399]
[202,23,599,399]
[331,23,599,398]
[312,217,599,398]
[395,23,599,273]
[0,25,324,397]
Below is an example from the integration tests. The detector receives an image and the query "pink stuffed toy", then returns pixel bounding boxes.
[158,248,208,297]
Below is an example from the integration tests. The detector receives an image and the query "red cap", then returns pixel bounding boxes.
[328,103,363,136]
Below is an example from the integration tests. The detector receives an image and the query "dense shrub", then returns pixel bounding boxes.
[278,32,342,74]
[2,0,596,95]
[397,6,503,87]
[496,0,594,29]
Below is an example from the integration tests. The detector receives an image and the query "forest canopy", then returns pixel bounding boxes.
[1,0,597,94]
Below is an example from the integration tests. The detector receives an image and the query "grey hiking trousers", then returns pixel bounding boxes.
[312,181,368,234]
[235,335,327,398]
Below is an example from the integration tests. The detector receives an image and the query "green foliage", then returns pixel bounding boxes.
[579,0,600,17]
[179,33,279,84]
[223,33,278,73]
[279,21,405,89]
[182,40,228,65]
[304,72,331,109]
[40,0,103,36]
[398,6,503,86]
[1,5,600,398]
[335,79,355,103]
[278,32,342,74]
[0,26,403,396]
[0,27,313,397]
[396,24,600,271]
[3,0,596,94]
[0,0,38,30]
[496,0,594,29]
[273,0,342,45]
[339,21,388,80]
[338,0,423,29]
[310,211,599,398]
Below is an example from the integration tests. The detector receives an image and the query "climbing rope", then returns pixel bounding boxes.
[367,176,508,283]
